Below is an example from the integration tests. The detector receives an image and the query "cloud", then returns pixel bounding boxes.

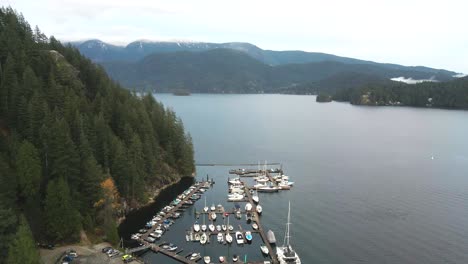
[390,76,438,84]
[453,73,467,78]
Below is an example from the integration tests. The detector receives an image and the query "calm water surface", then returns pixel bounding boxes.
[121,94,468,263]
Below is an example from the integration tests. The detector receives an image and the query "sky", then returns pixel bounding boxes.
[2,0,467,73]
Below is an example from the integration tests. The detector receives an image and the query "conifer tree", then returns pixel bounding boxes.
[7,216,40,264]
[16,140,41,200]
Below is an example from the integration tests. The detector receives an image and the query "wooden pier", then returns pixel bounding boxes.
[138,182,206,242]
[244,185,279,264]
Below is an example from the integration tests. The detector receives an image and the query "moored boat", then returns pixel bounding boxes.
[267,229,276,244]
[260,244,269,255]
[203,255,210,264]
[225,232,233,244]
[200,232,208,245]
[235,231,244,245]
[219,256,225,262]
[245,231,253,243]
[276,201,301,263]
[194,221,200,232]
[256,204,263,214]
[209,224,215,232]
[232,254,238,262]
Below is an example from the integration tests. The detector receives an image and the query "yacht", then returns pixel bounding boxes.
[276,202,301,263]
[235,231,244,245]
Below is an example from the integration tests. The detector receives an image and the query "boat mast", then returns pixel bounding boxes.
[283,201,291,247]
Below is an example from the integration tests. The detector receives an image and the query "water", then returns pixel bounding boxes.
[121,94,468,263]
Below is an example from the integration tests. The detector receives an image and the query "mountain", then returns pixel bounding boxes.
[99,48,457,93]
[70,40,457,76]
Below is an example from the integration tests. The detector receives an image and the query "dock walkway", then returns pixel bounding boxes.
[244,185,279,264]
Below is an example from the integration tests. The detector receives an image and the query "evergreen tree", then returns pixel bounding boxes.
[44,177,81,242]
[7,215,40,264]
[16,140,41,200]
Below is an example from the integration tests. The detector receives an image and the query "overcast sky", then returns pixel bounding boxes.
[2,0,467,73]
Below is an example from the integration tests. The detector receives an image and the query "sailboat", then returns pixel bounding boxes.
[252,189,259,204]
[203,197,209,212]
[225,215,233,244]
[202,209,207,232]
[276,201,301,263]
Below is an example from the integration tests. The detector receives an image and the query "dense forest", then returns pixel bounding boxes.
[332,76,468,109]
[0,7,194,262]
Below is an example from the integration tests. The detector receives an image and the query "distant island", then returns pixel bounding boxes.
[316,94,332,103]
[173,89,191,96]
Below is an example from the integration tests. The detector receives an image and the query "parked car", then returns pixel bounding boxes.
[102,247,113,253]
[122,254,133,263]
[67,249,78,258]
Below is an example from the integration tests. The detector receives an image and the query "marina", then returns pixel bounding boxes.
[124,164,299,264]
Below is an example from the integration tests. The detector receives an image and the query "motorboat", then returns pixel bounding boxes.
[260,244,269,255]
[201,224,207,232]
[210,204,216,211]
[216,225,221,231]
[252,222,258,230]
[228,178,242,185]
[222,224,227,231]
[200,232,208,245]
[235,210,242,219]
[219,256,225,263]
[267,230,276,244]
[246,212,252,222]
[245,231,253,242]
[257,185,279,193]
[217,233,224,243]
[245,203,252,211]
[235,231,244,245]
[229,225,234,231]
[211,212,217,220]
[189,253,201,261]
[203,255,210,264]
[276,202,301,263]
[232,254,238,262]
[253,183,267,189]
[256,205,263,214]
[228,193,244,201]
[162,243,177,251]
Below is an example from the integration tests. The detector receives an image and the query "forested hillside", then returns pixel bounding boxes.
[332,76,468,108]
[0,7,194,262]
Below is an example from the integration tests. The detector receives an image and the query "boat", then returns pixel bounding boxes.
[257,185,279,193]
[216,225,221,231]
[210,204,216,211]
[229,225,234,231]
[130,233,140,240]
[222,224,227,231]
[228,177,242,185]
[194,221,200,232]
[203,197,209,212]
[232,254,238,262]
[200,232,208,245]
[252,190,259,204]
[256,205,263,214]
[246,212,252,222]
[162,243,178,251]
[219,256,225,263]
[217,204,223,210]
[235,231,244,244]
[255,176,269,183]
[260,244,269,255]
[228,193,244,201]
[267,230,276,244]
[252,222,258,230]
[276,202,301,263]
[217,233,224,243]
[225,232,233,243]
[245,203,252,211]
[235,210,242,219]
[189,253,201,261]
[201,224,207,232]
[194,233,200,241]
[211,212,217,220]
[209,224,215,232]
[203,255,210,264]
[245,231,253,242]
[253,182,267,189]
